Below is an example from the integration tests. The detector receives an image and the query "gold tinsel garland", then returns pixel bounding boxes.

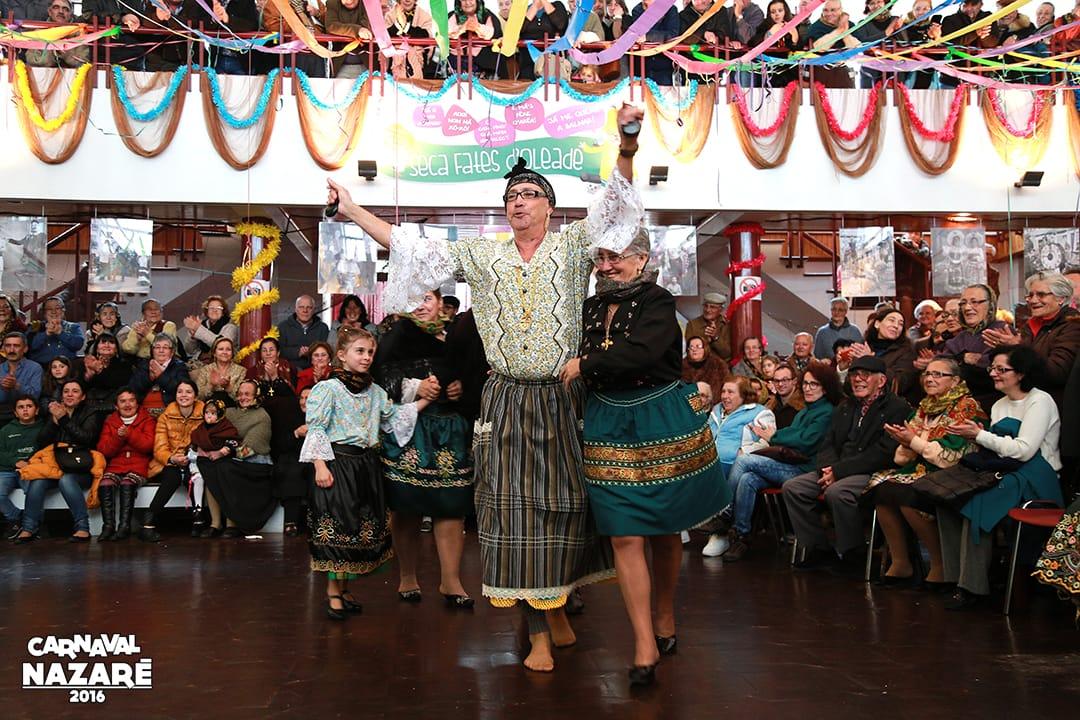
[232,221,282,362]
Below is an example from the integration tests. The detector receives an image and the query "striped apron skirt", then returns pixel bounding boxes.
[474,374,615,608]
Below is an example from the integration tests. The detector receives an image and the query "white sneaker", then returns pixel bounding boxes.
[702,533,730,557]
[680,530,691,544]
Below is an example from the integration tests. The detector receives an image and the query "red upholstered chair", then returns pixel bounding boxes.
[1003,501,1066,615]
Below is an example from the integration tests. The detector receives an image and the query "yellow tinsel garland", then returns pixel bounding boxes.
[232,222,283,362]
[14,61,92,132]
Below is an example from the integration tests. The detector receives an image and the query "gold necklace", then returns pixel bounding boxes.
[600,304,618,350]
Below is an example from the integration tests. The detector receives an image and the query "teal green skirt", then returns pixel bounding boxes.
[382,406,474,518]
[583,381,725,536]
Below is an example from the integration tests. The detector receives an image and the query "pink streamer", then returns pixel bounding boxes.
[361,0,407,57]
[662,0,824,75]
[568,0,678,65]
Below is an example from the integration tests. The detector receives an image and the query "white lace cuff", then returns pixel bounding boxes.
[300,427,335,462]
[400,377,421,404]
[382,402,420,447]
[586,170,645,255]
[384,224,457,314]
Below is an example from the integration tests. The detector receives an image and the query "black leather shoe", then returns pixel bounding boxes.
[340,593,363,614]
[326,596,347,621]
[199,526,223,539]
[5,524,23,541]
[655,635,677,656]
[874,574,915,588]
[398,589,422,603]
[442,593,475,610]
[12,533,37,545]
[944,588,982,611]
[139,526,161,543]
[68,533,91,544]
[628,664,657,688]
[221,527,243,539]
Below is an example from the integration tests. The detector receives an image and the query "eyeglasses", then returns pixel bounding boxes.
[987,365,1015,375]
[958,299,988,308]
[503,189,547,203]
[941,311,958,318]
[1025,290,1055,301]
[849,370,874,380]
[774,377,794,385]
[591,251,635,266]
[801,380,822,389]
[921,370,956,379]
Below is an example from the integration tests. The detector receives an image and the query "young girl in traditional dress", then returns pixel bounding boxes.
[300,326,438,620]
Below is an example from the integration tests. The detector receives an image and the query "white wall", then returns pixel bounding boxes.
[1,72,1076,217]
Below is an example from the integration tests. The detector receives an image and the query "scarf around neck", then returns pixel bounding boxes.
[402,313,446,336]
[595,269,658,304]
[332,368,374,395]
[918,380,973,418]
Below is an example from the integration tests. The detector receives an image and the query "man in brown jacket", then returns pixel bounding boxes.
[684,292,731,362]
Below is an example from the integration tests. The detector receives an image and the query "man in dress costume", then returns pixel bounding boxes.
[326,103,646,672]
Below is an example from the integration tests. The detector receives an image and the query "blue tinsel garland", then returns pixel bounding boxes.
[644,78,698,112]
[112,64,190,123]
[293,68,370,111]
[203,66,280,129]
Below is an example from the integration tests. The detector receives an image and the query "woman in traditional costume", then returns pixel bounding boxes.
[374,289,475,608]
[563,227,724,687]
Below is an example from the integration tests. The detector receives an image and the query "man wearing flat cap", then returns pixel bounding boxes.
[782,355,911,574]
[684,292,731,362]
[327,103,647,673]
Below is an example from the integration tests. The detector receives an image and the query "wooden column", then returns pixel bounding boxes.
[238,222,274,370]
[722,222,764,354]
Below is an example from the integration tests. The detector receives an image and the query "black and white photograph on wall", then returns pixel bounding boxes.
[931,227,986,296]
[649,225,698,296]
[0,215,47,292]
[1023,228,1080,276]
[318,222,380,295]
[838,226,896,297]
[89,218,152,294]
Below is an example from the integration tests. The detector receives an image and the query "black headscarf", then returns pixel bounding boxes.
[504,157,556,207]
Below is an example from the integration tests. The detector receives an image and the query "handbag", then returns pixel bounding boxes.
[54,444,93,474]
[959,448,1024,474]
[752,445,810,465]
[911,463,1005,510]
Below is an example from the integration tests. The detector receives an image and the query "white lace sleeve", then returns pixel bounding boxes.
[400,377,421,404]
[381,402,420,447]
[384,223,458,314]
[585,170,645,255]
[300,427,335,462]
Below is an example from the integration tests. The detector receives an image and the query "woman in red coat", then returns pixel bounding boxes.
[96,388,157,541]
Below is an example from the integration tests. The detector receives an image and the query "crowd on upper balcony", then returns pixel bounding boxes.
[4,0,1075,85]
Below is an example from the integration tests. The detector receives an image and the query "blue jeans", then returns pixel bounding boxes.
[729,453,804,536]
[22,473,92,534]
[0,469,25,523]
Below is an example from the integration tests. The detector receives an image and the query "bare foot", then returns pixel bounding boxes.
[524,632,554,673]
[546,607,576,648]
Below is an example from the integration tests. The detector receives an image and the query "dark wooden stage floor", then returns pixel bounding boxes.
[2,530,1079,719]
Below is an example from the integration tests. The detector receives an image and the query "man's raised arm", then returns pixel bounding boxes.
[326,179,393,249]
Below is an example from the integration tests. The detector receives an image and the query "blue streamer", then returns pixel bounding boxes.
[294,68,370,111]
[527,0,597,61]
[644,77,697,112]
[557,75,630,102]
[203,66,280,129]
[112,64,189,122]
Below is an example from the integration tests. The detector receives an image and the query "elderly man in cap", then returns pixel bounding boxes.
[326,104,647,673]
[813,296,863,361]
[685,292,731,362]
[782,355,910,573]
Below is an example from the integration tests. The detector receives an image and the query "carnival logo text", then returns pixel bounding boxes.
[22,634,152,703]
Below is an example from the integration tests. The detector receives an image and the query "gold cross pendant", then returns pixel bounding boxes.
[600,337,613,350]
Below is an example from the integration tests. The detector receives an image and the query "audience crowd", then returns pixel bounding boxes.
[1,263,1079,616]
[6,0,1076,85]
